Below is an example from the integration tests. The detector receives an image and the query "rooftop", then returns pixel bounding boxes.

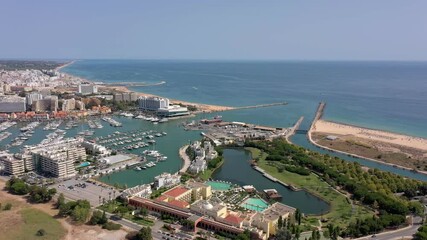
[101,154,132,165]
[163,186,190,198]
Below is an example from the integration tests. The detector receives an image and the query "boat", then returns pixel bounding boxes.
[135,167,142,171]
[159,118,169,123]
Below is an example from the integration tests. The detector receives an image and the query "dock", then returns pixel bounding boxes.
[233,102,288,110]
[309,102,326,132]
[285,116,304,141]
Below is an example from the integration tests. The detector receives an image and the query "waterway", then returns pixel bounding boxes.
[213,148,330,215]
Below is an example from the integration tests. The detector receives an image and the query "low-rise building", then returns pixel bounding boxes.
[122,184,152,198]
[154,172,181,190]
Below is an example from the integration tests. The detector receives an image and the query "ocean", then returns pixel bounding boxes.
[63,60,427,138]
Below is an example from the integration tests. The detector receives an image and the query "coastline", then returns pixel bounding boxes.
[308,121,427,176]
[58,60,235,113]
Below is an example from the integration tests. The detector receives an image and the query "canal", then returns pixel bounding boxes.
[213,148,330,215]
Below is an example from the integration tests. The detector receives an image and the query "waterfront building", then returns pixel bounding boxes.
[138,96,189,117]
[156,105,189,117]
[27,138,86,179]
[113,93,123,102]
[249,202,296,237]
[32,95,58,112]
[0,95,26,113]
[0,152,25,176]
[61,98,76,111]
[81,141,110,156]
[138,96,169,110]
[75,100,85,110]
[100,154,134,166]
[154,172,181,190]
[78,84,98,95]
[122,184,152,198]
[26,92,43,108]
[188,141,217,174]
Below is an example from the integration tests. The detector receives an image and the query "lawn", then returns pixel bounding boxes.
[1,208,65,240]
[198,158,224,181]
[245,147,374,228]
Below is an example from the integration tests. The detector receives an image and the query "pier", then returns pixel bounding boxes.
[233,102,288,110]
[285,116,304,141]
[309,102,326,132]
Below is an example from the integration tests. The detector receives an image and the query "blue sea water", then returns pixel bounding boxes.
[63,60,427,138]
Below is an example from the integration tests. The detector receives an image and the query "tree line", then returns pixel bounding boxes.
[245,139,426,238]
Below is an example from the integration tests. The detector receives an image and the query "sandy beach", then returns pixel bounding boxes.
[103,85,235,113]
[313,120,427,152]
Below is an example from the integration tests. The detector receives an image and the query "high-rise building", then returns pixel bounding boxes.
[138,96,170,110]
[32,95,58,112]
[26,92,43,108]
[0,152,25,176]
[27,138,86,179]
[78,84,98,95]
[61,98,76,111]
[0,95,26,113]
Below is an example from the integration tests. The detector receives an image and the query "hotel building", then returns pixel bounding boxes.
[0,95,26,113]
[27,138,86,179]
[0,152,25,176]
[78,84,98,95]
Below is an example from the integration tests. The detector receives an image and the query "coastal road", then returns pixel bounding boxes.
[354,216,422,240]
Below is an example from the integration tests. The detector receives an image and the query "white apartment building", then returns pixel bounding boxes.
[154,172,181,190]
[0,152,25,176]
[0,95,26,113]
[78,84,98,95]
[28,138,86,179]
[138,96,170,110]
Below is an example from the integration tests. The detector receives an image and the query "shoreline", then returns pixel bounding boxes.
[322,119,427,143]
[58,60,235,113]
[307,125,427,176]
[178,145,191,173]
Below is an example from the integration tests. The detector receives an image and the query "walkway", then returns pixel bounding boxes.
[179,145,191,173]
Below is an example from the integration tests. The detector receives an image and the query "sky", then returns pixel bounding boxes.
[1,1,426,60]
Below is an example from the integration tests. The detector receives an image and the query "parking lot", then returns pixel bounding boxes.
[53,179,119,207]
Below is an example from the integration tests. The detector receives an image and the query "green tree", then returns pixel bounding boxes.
[56,193,65,209]
[71,206,90,223]
[295,208,302,225]
[89,210,103,225]
[135,226,152,240]
[276,228,292,240]
[10,181,29,195]
[278,215,283,229]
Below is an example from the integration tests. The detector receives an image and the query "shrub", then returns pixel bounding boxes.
[3,203,12,211]
[102,221,122,230]
[36,229,46,236]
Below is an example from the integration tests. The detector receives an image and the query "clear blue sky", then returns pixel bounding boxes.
[1,0,426,60]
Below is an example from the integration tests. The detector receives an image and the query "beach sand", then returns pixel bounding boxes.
[102,85,234,113]
[313,120,427,152]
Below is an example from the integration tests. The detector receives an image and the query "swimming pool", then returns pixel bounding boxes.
[240,197,269,211]
[77,161,91,168]
[206,181,232,191]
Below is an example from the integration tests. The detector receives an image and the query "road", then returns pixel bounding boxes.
[354,216,422,240]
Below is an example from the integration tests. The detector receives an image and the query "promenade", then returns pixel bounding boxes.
[179,145,191,173]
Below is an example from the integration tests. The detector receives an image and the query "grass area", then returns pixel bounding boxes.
[1,208,65,240]
[198,158,224,181]
[245,147,374,228]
